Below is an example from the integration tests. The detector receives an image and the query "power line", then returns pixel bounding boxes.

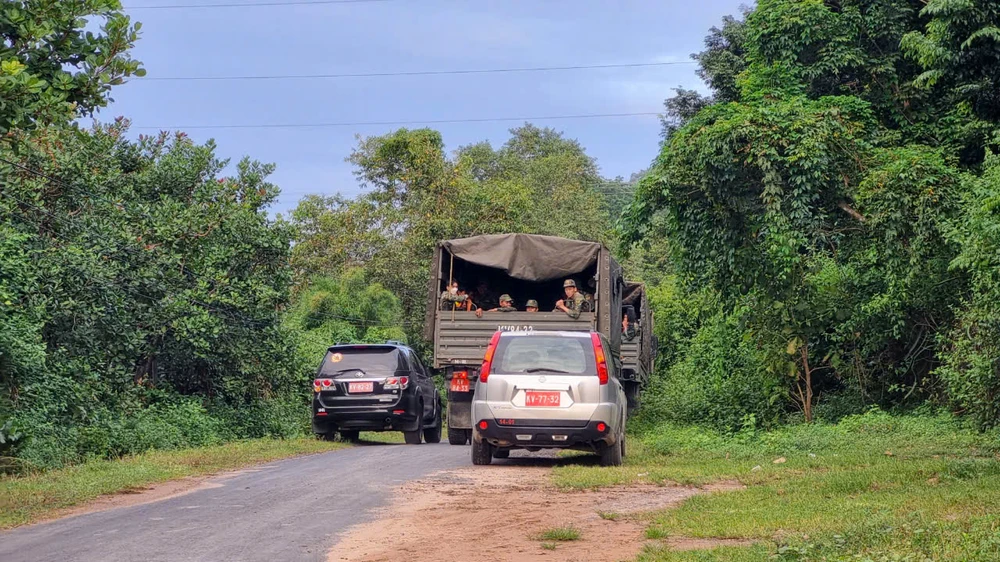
[124,0,396,9]
[135,112,661,130]
[140,61,696,82]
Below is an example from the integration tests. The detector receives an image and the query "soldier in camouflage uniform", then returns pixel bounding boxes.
[487,294,517,312]
[525,299,539,312]
[440,281,472,311]
[555,279,587,319]
[471,281,498,312]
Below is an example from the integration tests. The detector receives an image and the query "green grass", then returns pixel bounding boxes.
[538,526,582,541]
[598,510,622,521]
[541,542,558,551]
[0,438,345,529]
[358,431,406,444]
[552,410,1000,561]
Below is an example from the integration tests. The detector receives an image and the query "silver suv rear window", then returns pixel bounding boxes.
[494,336,595,375]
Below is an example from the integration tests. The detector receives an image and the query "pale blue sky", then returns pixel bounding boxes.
[107,0,745,214]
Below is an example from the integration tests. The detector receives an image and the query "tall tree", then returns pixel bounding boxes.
[2,125,298,466]
[624,0,979,423]
[0,0,144,133]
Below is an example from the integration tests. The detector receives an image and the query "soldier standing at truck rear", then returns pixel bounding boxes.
[623,313,637,340]
[555,279,587,319]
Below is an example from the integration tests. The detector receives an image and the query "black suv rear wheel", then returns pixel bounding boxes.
[423,401,442,444]
[404,405,424,445]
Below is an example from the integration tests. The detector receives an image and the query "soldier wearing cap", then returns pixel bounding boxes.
[525,299,539,312]
[555,279,587,319]
[487,294,517,312]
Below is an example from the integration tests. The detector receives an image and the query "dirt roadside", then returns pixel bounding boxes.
[327,458,744,562]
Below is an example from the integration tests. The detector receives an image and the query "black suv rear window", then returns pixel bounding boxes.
[318,348,399,375]
[494,336,595,375]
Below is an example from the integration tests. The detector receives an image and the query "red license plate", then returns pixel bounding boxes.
[450,379,470,393]
[348,381,373,393]
[525,391,561,407]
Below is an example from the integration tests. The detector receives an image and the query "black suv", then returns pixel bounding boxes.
[311,342,442,444]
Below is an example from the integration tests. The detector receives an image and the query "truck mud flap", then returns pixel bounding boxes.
[447,400,473,430]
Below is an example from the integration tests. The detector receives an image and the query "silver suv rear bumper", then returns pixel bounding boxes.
[471,417,618,449]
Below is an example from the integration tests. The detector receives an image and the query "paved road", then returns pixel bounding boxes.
[0,441,470,562]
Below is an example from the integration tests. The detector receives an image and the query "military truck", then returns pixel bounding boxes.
[621,281,656,413]
[423,233,630,445]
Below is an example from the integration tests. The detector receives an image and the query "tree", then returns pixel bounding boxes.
[903,0,1000,123]
[623,0,983,424]
[290,124,615,347]
[1,124,298,467]
[659,87,713,142]
[938,152,1000,428]
[285,270,407,376]
[0,0,144,133]
[693,10,750,103]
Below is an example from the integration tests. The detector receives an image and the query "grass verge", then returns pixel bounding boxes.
[537,526,582,541]
[0,438,345,530]
[552,410,1000,561]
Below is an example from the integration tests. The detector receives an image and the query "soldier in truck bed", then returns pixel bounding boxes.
[486,294,517,312]
[555,279,587,319]
[440,281,472,311]
[471,281,498,311]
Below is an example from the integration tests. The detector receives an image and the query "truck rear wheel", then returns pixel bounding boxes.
[423,402,442,444]
[624,382,641,414]
[404,408,424,445]
[448,426,468,445]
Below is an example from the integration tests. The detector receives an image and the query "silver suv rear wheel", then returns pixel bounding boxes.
[471,437,493,465]
[600,433,623,467]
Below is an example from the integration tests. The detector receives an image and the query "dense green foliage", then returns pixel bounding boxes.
[0,0,144,133]
[624,0,1000,429]
[285,270,408,371]
[1,124,304,469]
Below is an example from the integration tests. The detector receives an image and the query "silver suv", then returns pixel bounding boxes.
[469,331,626,466]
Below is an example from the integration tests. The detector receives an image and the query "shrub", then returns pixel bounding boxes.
[635,308,786,432]
[11,400,232,471]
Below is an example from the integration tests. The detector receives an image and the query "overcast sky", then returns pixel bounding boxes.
[107,0,746,214]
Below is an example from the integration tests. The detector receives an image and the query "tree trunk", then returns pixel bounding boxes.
[800,343,813,423]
